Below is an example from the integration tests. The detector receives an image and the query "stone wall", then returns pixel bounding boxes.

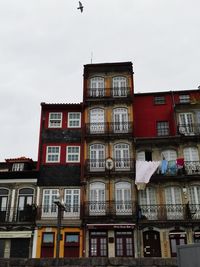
[0,258,177,267]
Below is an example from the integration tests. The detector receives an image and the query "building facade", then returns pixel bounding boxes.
[0,157,38,258]
[34,103,83,258]
[82,62,137,257]
[134,89,200,257]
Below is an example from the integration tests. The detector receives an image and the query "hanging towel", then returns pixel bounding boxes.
[135,161,161,190]
[176,158,184,169]
[161,159,168,174]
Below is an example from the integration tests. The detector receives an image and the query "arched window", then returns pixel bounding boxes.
[114,143,130,169]
[112,76,128,97]
[113,108,128,133]
[89,144,105,170]
[89,77,105,97]
[115,182,132,214]
[89,182,105,215]
[17,188,34,222]
[188,185,200,219]
[89,108,105,133]
[0,188,9,211]
[161,149,177,161]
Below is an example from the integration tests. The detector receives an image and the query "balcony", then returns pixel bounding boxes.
[157,160,200,176]
[84,201,136,217]
[37,205,80,220]
[0,205,36,223]
[85,122,133,137]
[139,204,200,221]
[85,158,135,175]
[178,123,200,136]
[85,87,132,102]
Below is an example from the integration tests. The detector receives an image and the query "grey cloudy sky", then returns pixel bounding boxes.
[0,0,200,161]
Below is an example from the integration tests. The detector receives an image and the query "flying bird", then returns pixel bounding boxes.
[77,1,84,13]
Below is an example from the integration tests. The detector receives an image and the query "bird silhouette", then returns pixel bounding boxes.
[77,1,84,12]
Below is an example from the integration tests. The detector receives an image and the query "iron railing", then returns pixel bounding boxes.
[139,204,200,221]
[86,87,131,98]
[85,158,135,173]
[158,161,200,176]
[85,122,133,135]
[84,201,136,217]
[178,123,200,136]
[37,205,80,219]
[0,206,36,223]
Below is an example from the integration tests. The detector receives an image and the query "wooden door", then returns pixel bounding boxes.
[143,231,161,257]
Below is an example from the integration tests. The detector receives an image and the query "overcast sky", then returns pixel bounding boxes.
[0,0,200,161]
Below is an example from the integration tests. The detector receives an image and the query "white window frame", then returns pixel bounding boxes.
[68,112,81,128]
[112,76,127,97]
[48,112,62,128]
[46,146,60,163]
[64,189,80,218]
[89,144,105,171]
[42,189,59,217]
[114,143,130,169]
[89,77,105,97]
[12,163,24,171]
[89,182,105,215]
[179,94,190,103]
[139,187,157,219]
[165,186,183,219]
[66,146,80,163]
[115,182,132,215]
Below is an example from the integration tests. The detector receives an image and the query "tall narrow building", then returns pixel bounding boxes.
[82,62,137,257]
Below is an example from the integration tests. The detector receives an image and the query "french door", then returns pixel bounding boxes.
[115,182,132,215]
[17,188,33,221]
[179,113,194,135]
[90,231,107,257]
[90,108,105,133]
[113,108,128,133]
[112,77,127,97]
[188,186,200,219]
[115,231,134,257]
[139,187,157,220]
[89,182,105,215]
[165,187,183,219]
[114,143,130,169]
[90,144,105,170]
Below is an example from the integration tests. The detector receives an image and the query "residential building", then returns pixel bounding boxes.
[0,157,38,258]
[134,89,200,257]
[82,62,137,257]
[34,103,83,258]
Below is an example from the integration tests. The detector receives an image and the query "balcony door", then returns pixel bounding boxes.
[165,187,183,219]
[183,147,200,175]
[139,187,157,220]
[112,77,127,97]
[188,186,200,219]
[42,189,59,217]
[90,77,104,97]
[114,143,130,169]
[0,188,8,222]
[90,144,105,171]
[115,182,132,215]
[89,182,105,215]
[113,108,128,133]
[179,113,194,135]
[90,108,105,133]
[17,188,34,221]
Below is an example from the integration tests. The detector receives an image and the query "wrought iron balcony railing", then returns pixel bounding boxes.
[139,204,200,221]
[178,123,200,136]
[158,160,200,176]
[84,201,136,217]
[0,205,36,223]
[85,158,135,173]
[86,87,131,98]
[85,122,133,135]
[37,205,80,219]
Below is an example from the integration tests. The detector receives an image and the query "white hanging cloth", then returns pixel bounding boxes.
[135,160,160,190]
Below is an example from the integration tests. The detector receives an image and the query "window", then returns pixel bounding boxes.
[42,189,59,217]
[114,143,130,169]
[188,186,200,219]
[89,77,105,97]
[139,187,157,219]
[48,112,62,128]
[113,108,128,133]
[17,188,34,221]
[89,108,105,133]
[68,112,81,128]
[89,144,105,170]
[64,189,80,217]
[66,146,80,163]
[165,187,183,219]
[0,188,9,222]
[157,121,169,136]
[179,94,190,103]
[89,182,105,215]
[161,149,177,161]
[12,163,24,171]
[46,146,60,163]
[154,96,165,104]
[184,147,200,175]
[137,151,152,161]
[179,113,194,135]
[115,182,132,215]
[112,77,128,97]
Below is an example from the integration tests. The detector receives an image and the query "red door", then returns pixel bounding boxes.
[64,233,80,257]
[41,232,55,258]
[89,231,108,257]
[115,231,134,257]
